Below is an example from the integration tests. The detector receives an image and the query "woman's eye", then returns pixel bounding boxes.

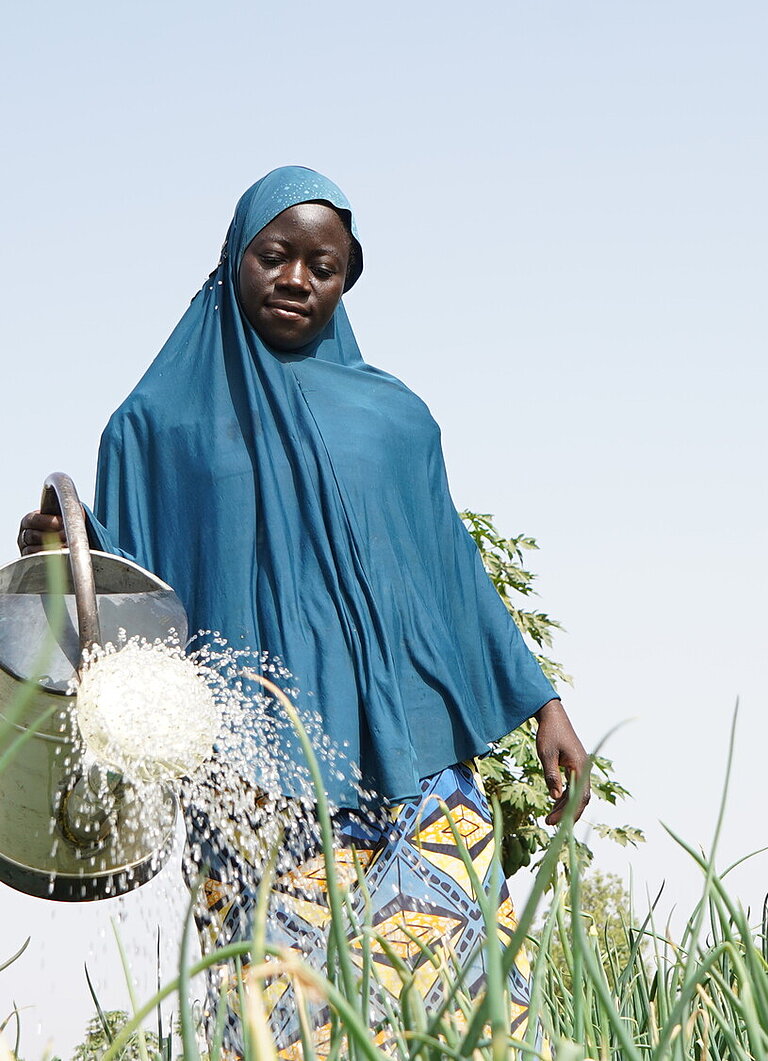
[259,255,284,267]
[312,265,335,280]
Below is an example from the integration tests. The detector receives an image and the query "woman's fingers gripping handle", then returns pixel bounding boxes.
[17,510,67,555]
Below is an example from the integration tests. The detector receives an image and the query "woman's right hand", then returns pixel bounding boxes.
[17,511,67,555]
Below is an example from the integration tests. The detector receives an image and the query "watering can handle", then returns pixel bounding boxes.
[40,473,102,659]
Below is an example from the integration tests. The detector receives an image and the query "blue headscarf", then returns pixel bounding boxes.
[87,166,555,807]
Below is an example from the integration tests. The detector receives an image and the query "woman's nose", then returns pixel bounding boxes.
[277,259,311,291]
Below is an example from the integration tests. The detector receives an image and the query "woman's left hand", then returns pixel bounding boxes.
[534,699,591,825]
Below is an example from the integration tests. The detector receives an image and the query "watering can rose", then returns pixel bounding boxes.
[76,640,222,784]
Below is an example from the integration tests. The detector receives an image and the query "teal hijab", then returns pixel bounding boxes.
[87,166,555,808]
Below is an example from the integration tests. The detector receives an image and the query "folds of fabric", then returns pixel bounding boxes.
[86,166,556,808]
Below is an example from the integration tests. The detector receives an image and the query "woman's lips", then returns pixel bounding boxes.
[266,301,310,319]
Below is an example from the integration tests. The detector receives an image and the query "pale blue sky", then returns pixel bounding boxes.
[1,1,766,1054]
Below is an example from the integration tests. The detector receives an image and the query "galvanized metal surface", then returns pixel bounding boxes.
[0,477,189,900]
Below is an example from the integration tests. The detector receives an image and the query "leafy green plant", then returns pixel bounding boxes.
[460,511,570,689]
[535,869,648,991]
[8,675,764,1061]
[101,678,580,1061]
[461,510,644,877]
[98,704,768,1061]
[71,1011,159,1061]
[529,708,768,1061]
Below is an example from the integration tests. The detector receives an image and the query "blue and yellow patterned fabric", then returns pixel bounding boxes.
[187,763,546,1057]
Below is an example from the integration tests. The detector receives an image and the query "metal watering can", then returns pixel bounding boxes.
[0,473,187,901]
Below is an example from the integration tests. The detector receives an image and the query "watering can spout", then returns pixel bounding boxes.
[0,474,187,901]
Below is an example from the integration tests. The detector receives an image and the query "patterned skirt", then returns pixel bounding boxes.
[184,761,542,1057]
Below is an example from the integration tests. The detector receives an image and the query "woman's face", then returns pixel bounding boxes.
[238,202,351,351]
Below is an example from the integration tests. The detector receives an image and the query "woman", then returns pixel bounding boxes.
[19,166,589,1052]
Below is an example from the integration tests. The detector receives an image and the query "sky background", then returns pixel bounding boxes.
[1,0,766,1055]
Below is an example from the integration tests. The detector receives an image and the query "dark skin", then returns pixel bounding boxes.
[18,201,591,823]
[534,698,590,824]
[17,511,66,554]
[237,202,351,351]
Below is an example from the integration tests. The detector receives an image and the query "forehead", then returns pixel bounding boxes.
[255,202,351,251]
